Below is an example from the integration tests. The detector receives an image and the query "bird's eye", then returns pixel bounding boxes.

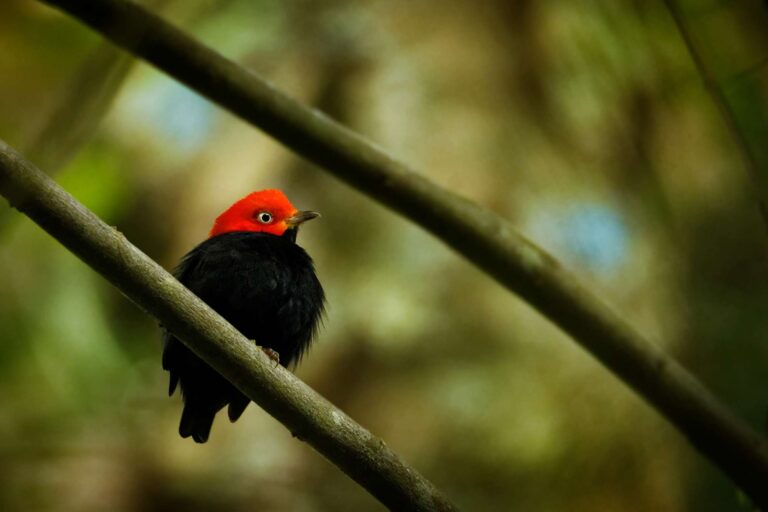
[257,212,273,224]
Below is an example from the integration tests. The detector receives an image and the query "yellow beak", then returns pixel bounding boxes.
[285,210,321,228]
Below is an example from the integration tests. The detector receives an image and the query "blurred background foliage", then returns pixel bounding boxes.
[1,0,768,510]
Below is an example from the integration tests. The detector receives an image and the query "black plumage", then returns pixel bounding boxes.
[162,230,325,443]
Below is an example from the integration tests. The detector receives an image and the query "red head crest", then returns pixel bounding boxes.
[209,189,319,238]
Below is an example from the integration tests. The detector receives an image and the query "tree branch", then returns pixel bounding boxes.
[31,0,768,506]
[0,139,458,512]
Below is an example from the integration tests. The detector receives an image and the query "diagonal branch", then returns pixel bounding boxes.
[32,0,768,506]
[0,140,458,512]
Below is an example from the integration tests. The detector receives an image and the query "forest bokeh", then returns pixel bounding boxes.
[2,0,768,510]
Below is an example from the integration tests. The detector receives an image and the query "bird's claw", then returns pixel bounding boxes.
[260,347,280,366]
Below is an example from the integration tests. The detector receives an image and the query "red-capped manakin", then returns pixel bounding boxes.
[162,189,325,443]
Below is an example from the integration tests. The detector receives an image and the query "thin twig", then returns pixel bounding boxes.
[22,42,133,172]
[0,139,459,512]
[0,43,133,236]
[31,0,768,506]
[663,0,768,231]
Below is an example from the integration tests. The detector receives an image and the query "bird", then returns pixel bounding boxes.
[161,189,325,443]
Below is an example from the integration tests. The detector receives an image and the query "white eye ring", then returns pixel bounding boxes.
[257,212,273,224]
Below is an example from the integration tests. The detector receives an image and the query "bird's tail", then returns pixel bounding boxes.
[179,403,216,444]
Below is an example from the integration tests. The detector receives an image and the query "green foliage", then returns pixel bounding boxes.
[1,0,767,510]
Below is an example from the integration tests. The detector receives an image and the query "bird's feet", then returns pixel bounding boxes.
[250,340,280,366]
[260,347,281,366]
